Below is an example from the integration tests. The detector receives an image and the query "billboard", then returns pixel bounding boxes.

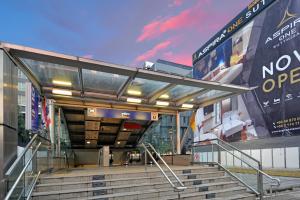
[193,0,300,143]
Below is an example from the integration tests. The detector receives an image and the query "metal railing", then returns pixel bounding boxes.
[5,134,51,200]
[192,138,280,200]
[141,143,187,192]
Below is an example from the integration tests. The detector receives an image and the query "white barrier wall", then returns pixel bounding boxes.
[195,147,300,169]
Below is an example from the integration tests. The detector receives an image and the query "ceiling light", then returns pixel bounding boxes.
[117,141,121,145]
[182,104,194,109]
[52,80,72,86]
[127,90,142,96]
[127,98,142,103]
[156,101,169,106]
[52,89,72,96]
[160,94,169,99]
[86,141,91,144]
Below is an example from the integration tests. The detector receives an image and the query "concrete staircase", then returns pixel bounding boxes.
[30,166,256,200]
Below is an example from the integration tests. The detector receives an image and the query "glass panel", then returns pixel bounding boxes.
[82,69,128,95]
[141,114,178,155]
[127,78,168,97]
[195,90,232,103]
[21,58,80,90]
[163,85,201,100]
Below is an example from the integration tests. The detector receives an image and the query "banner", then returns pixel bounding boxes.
[192,0,277,65]
[193,0,300,142]
[31,86,40,131]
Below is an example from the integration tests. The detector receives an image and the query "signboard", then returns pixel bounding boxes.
[192,0,277,65]
[193,0,300,142]
[87,108,158,121]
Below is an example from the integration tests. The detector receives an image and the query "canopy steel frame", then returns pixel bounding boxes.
[0,42,254,112]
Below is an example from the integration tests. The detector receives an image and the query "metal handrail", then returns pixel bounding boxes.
[5,142,42,200]
[214,142,280,187]
[142,143,186,191]
[6,134,38,176]
[25,171,41,200]
[216,162,259,195]
[6,133,50,176]
[194,138,260,164]
[193,139,280,199]
[146,143,186,187]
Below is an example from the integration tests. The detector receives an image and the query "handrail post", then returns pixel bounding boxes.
[258,162,264,200]
[144,147,147,172]
[217,141,221,169]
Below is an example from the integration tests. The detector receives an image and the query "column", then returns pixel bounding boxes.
[176,111,181,155]
[48,99,55,145]
[0,49,18,199]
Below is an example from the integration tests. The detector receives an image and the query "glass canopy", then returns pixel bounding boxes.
[3,42,253,112]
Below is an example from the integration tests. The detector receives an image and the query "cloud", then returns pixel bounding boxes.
[163,51,192,66]
[82,54,93,59]
[137,1,208,42]
[134,40,172,63]
[169,0,184,7]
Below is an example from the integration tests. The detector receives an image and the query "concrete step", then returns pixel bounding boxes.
[30,166,254,200]
[31,181,239,200]
[86,186,249,200]
[35,171,227,192]
[38,167,219,184]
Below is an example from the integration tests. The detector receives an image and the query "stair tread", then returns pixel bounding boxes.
[32,181,237,196]
[86,186,247,200]
[40,167,218,179]
[211,193,256,200]
[36,172,226,187]
[161,187,247,200]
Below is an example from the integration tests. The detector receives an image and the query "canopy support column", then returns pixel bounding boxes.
[176,111,181,155]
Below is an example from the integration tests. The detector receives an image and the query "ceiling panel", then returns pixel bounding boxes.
[68,125,85,132]
[85,131,99,140]
[100,126,119,134]
[85,121,100,130]
[65,114,85,121]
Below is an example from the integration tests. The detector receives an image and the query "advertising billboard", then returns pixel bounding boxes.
[193,0,300,143]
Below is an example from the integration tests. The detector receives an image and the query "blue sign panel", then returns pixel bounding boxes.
[87,108,156,121]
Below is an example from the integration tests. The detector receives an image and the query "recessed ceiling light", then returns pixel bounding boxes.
[86,141,91,144]
[127,90,142,96]
[182,104,194,109]
[156,101,169,106]
[160,94,169,99]
[127,98,142,103]
[52,89,72,96]
[117,141,121,145]
[52,80,72,86]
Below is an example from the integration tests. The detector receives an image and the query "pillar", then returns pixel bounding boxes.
[48,99,55,145]
[102,146,110,167]
[176,111,181,155]
[0,49,18,199]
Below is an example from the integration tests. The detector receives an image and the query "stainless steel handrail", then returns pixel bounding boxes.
[5,142,42,200]
[5,134,38,176]
[25,171,41,200]
[216,162,259,195]
[193,139,280,199]
[195,138,260,164]
[142,143,186,191]
[214,142,280,187]
[146,143,186,188]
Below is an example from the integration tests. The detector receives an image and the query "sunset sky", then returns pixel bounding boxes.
[0,0,252,67]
